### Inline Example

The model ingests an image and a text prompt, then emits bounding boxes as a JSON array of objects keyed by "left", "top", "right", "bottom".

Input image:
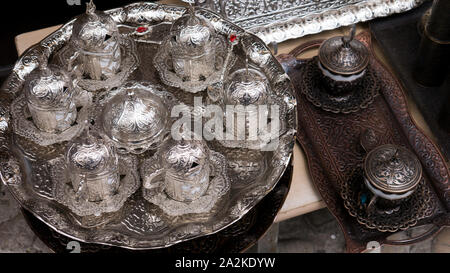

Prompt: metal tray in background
[
  {"left": 195, "top": 0, "right": 427, "bottom": 44},
  {"left": 278, "top": 32, "right": 450, "bottom": 252}
]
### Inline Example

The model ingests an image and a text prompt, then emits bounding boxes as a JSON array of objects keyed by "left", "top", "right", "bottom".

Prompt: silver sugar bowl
[
  {"left": 101, "top": 87, "right": 170, "bottom": 154},
  {"left": 362, "top": 143, "right": 423, "bottom": 214},
  {"left": 318, "top": 26, "right": 369, "bottom": 96},
  {"left": 69, "top": 1, "right": 121, "bottom": 81},
  {"left": 24, "top": 62, "right": 77, "bottom": 133},
  {"left": 169, "top": 6, "right": 216, "bottom": 82},
  {"left": 143, "top": 138, "right": 211, "bottom": 203},
  {"left": 66, "top": 128, "right": 120, "bottom": 203}
]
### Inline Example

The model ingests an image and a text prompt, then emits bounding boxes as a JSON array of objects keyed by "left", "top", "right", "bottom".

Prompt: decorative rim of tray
[
  {"left": 196, "top": 0, "right": 426, "bottom": 44},
  {"left": 0, "top": 3, "right": 297, "bottom": 250}
]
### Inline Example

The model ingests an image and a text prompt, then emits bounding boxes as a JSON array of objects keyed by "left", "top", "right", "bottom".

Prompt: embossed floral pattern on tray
[{"left": 0, "top": 3, "right": 296, "bottom": 249}]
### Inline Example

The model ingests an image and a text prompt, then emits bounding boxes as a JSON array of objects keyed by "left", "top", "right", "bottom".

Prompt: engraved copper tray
[
  {"left": 278, "top": 31, "right": 450, "bottom": 253},
  {"left": 0, "top": 3, "right": 296, "bottom": 250}
]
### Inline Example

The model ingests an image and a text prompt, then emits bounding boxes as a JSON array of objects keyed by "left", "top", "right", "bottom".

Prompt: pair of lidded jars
[
  {"left": 24, "top": 61, "right": 77, "bottom": 134},
  {"left": 69, "top": 0, "right": 121, "bottom": 81},
  {"left": 169, "top": 6, "right": 217, "bottom": 82},
  {"left": 317, "top": 25, "right": 370, "bottom": 96}
]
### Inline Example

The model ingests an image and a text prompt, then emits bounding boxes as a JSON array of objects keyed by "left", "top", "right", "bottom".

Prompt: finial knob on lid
[{"left": 318, "top": 25, "right": 369, "bottom": 76}]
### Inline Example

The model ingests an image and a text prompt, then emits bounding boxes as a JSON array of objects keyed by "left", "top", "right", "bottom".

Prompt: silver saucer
[
  {"left": 10, "top": 90, "right": 92, "bottom": 146},
  {"left": 56, "top": 36, "right": 139, "bottom": 92},
  {"left": 154, "top": 35, "right": 236, "bottom": 93},
  {"left": 52, "top": 154, "right": 140, "bottom": 218},
  {"left": 142, "top": 150, "right": 230, "bottom": 217}
]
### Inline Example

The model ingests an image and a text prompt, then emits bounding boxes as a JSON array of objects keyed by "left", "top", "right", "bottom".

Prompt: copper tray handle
[{"left": 289, "top": 39, "right": 324, "bottom": 59}]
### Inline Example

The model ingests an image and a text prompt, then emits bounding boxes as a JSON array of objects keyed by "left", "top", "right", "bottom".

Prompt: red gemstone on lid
[
  {"left": 137, "top": 26, "right": 148, "bottom": 33},
  {"left": 229, "top": 34, "right": 237, "bottom": 43}
]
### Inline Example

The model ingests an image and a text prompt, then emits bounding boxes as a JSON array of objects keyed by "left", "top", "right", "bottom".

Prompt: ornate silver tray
[
  {"left": 196, "top": 0, "right": 426, "bottom": 44},
  {"left": 0, "top": 3, "right": 296, "bottom": 249}
]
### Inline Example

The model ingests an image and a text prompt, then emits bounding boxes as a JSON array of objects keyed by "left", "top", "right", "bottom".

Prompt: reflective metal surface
[
  {"left": 0, "top": 3, "right": 296, "bottom": 249},
  {"left": 24, "top": 63, "right": 76, "bottom": 133},
  {"left": 142, "top": 146, "right": 230, "bottom": 217},
  {"left": 53, "top": 153, "right": 140, "bottom": 225},
  {"left": 56, "top": 2, "right": 139, "bottom": 93},
  {"left": 170, "top": 6, "right": 217, "bottom": 82},
  {"left": 99, "top": 82, "right": 172, "bottom": 154},
  {"left": 196, "top": 0, "right": 426, "bottom": 44},
  {"left": 11, "top": 90, "right": 92, "bottom": 147},
  {"left": 154, "top": 16, "right": 234, "bottom": 93},
  {"left": 65, "top": 128, "right": 120, "bottom": 203},
  {"left": 143, "top": 138, "right": 212, "bottom": 202},
  {"left": 218, "top": 67, "right": 283, "bottom": 150},
  {"left": 224, "top": 68, "right": 269, "bottom": 106}
]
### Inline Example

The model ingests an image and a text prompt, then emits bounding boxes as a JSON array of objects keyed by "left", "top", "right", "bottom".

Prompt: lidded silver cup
[
  {"left": 66, "top": 127, "right": 119, "bottom": 203},
  {"left": 220, "top": 67, "right": 278, "bottom": 149},
  {"left": 69, "top": 0, "right": 121, "bottom": 81},
  {"left": 24, "top": 62, "right": 77, "bottom": 133},
  {"left": 144, "top": 137, "right": 211, "bottom": 203},
  {"left": 169, "top": 6, "right": 217, "bottom": 81},
  {"left": 224, "top": 68, "right": 269, "bottom": 107}
]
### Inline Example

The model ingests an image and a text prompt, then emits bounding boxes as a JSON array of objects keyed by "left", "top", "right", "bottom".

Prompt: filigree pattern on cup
[
  {"left": 154, "top": 36, "right": 236, "bottom": 93},
  {"left": 141, "top": 150, "right": 230, "bottom": 217},
  {"left": 52, "top": 154, "right": 140, "bottom": 217},
  {"left": 56, "top": 37, "right": 139, "bottom": 92},
  {"left": 10, "top": 91, "right": 92, "bottom": 146}
]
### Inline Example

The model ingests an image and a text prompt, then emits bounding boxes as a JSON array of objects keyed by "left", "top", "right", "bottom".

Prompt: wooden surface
[{"left": 13, "top": 3, "right": 437, "bottom": 223}]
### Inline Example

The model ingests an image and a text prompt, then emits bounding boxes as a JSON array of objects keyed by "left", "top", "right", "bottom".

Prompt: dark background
[{"left": 0, "top": 0, "right": 157, "bottom": 83}]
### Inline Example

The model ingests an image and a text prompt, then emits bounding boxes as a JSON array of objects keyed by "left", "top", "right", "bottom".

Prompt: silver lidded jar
[
  {"left": 169, "top": 6, "right": 216, "bottom": 81},
  {"left": 144, "top": 137, "right": 211, "bottom": 203},
  {"left": 66, "top": 127, "right": 120, "bottom": 203},
  {"left": 24, "top": 62, "right": 77, "bottom": 133},
  {"left": 69, "top": 0, "right": 121, "bottom": 81},
  {"left": 318, "top": 25, "right": 369, "bottom": 95},
  {"left": 101, "top": 87, "right": 169, "bottom": 154},
  {"left": 363, "top": 144, "right": 423, "bottom": 214}
]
